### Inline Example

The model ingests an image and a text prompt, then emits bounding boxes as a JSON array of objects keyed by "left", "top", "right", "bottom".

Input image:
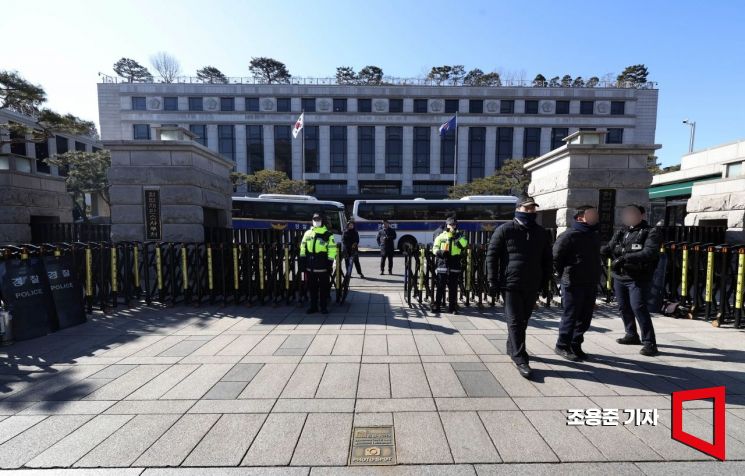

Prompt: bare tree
[{"left": 150, "top": 52, "right": 181, "bottom": 83}]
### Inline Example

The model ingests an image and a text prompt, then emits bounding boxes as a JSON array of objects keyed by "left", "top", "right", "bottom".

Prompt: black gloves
[{"left": 611, "top": 256, "right": 625, "bottom": 273}]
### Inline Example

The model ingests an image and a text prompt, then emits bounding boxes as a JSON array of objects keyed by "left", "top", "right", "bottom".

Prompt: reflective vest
[
  {"left": 433, "top": 230, "right": 468, "bottom": 272},
  {"left": 300, "top": 226, "right": 338, "bottom": 272}
]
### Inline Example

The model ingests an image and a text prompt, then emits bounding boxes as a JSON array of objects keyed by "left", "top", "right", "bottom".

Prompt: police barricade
[
  {"left": 402, "top": 243, "right": 554, "bottom": 311},
  {"left": 0, "top": 236, "right": 352, "bottom": 341}
]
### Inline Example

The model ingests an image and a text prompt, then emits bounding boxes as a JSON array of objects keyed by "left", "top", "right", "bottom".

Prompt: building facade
[
  {"left": 650, "top": 139, "right": 745, "bottom": 242},
  {"left": 97, "top": 77, "right": 658, "bottom": 203}
]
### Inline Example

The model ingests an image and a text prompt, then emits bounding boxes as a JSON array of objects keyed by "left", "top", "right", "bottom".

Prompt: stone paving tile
[
  {"left": 291, "top": 413, "right": 353, "bottom": 466},
  {"left": 248, "top": 335, "right": 288, "bottom": 356},
  {"left": 158, "top": 340, "right": 207, "bottom": 357},
  {"left": 423, "top": 363, "right": 467, "bottom": 397},
  {"left": 104, "top": 400, "right": 195, "bottom": 415},
  {"left": 523, "top": 410, "right": 606, "bottom": 462},
  {"left": 87, "top": 364, "right": 137, "bottom": 379},
  {"left": 182, "top": 413, "right": 267, "bottom": 466},
  {"left": 437, "top": 335, "right": 474, "bottom": 355},
  {"left": 315, "top": 363, "right": 359, "bottom": 398},
  {"left": 145, "top": 468, "right": 309, "bottom": 475},
  {"left": 239, "top": 363, "right": 297, "bottom": 399},
  {"left": 394, "top": 411, "right": 452, "bottom": 464},
  {"left": 513, "top": 396, "right": 595, "bottom": 411},
  {"left": 479, "top": 410, "right": 558, "bottom": 462},
  {"left": 203, "top": 381, "right": 248, "bottom": 399},
  {"left": 311, "top": 466, "right": 476, "bottom": 476},
  {"left": 124, "top": 364, "right": 199, "bottom": 400},
  {"left": 436, "top": 398, "right": 517, "bottom": 411},
  {"left": 331, "top": 335, "right": 364, "bottom": 355},
  {"left": 162, "top": 364, "right": 233, "bottom": 399},
  {"left": 362, "top": 335, "right": 387, "bottom": 355},
  {"left": 306, "top": 335, "right": 337, "bottom": 355},
  {"left": 26, "top": 414, "right": 134, "bottom": 468},
  {"left": 577, "top": 423, "right": 663, "bottom": 461},
  {"left": 387, "top": 335, "right": 418, "bottom": 355},
  {"left": 134, "top": 413, "right": 220, "bottom": 467},
  {"left": 453, "top": 369, "right": 507, "bottom": 398},
  {"left": 356, "top": 364, "right": 390, "bottom": 399},
  {"left": 84, "top": 365, "right": 169, "bottom": 400},
  {"left": 0, "top": 415, "right": 48, "bottom": 445},
  {"left": 281, "top": 363, "right": 326, "bottom": 398},
  {"left": 0, "top": 414, "right": 92, "bottom": 468},
  {"left": 390, "top": 363, "right": 431, "bottom": 398},
  {"left": 216, "top": 335, "right": 264, "bottom": 356},
  {"left": 353, "top": 412, "right": 393, "bottom": 427},
  {"left": 272, "top": 398, "right": 355, "bottom": 413},
  {"left": 440, "top": 411, "right": 501, "bottom": 463},
  {"left": 414, "top": 334, "right": 446, "bottom": 355},
  {"left": 74, "top": 413, "right": 179, "bottom": 467},
  {"left": 221, "top": 363, "right": 264, "bottom": 382},
  {"left": 634, "top": 461, "right": 745, "bottom": 475},
  {"left": 474, "top": 462, "right": 644, "bottom": 475},
  {"left": 19, "top": 400, "right": 115, "bottom": 415},
  {"left": 241, "top": 413, "right": 307, "bottom": 466},
  {"left": 188, "top": 399, "right": 274, "bottom": 414}
]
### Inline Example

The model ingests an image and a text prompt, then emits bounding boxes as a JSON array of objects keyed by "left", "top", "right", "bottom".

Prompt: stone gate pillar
[
  {"left": 105, "top": 127, "right": 233, "bottom": 243},
  {"left": 525, "top": 131, "right": 661, "bottom": 239}
]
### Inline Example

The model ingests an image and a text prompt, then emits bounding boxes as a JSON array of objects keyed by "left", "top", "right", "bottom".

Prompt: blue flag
[{"left": 439, "top": 115, "right": 457, "bottom": 136}]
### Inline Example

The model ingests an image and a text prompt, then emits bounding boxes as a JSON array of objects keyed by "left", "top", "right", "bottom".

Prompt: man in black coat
[
  {"left": 601, "top": 204, "right": 661, "bottom": 356},
  {"left": 342, "top": 221, "right": 364, "bottom": 278},
  {"left": 377, "top": 219, "right": 397, "bottom": 275},
  {"left": 486, "top": 197, "right": 552, "bottom": 379},
  {"left": 553, "top": 205, "right": 602, "bottom": 361}
]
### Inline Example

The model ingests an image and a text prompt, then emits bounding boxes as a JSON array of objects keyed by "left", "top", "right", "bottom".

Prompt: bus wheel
[{"left": 398, "top": 237, "right": 417, "bottom": 254}]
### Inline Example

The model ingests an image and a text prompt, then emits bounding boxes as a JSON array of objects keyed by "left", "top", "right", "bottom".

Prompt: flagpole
[
  {"left": 453, "top": 111, "right": 458, "bottom": 187},
  {"left": 301, "top": 109, "right": 305, "bottom": 183}
]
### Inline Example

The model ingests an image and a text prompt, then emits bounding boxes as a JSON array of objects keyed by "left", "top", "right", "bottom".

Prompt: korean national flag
[{"left": 439, "top": 115, "right": 457, "bottom": 136}]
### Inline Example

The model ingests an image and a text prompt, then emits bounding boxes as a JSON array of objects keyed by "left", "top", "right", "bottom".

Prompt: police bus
[
  {"left": 352, "top": 196, "right": 517, "bottom": 251},
  {"left": 232, "top": 194, "right": 347, "bottom": 241}
]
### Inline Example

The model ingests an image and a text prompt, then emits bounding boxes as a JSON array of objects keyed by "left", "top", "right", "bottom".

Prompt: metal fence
[{"left": 30, "top": 223, "right": 111, "bottom": 244}]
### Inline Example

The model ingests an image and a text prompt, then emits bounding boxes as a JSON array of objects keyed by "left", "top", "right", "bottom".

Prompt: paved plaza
[{"left": 1, "top": 256, "right": 744, "bottom": 475}]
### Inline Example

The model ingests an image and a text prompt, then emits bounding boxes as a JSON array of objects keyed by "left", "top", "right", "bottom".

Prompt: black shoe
[
  {"left": 389, "top": 270, "right": 393, "bottom": 275},
  {"left": 448, "top": 306, "right": 459, "bottom": 315},
  {"left": 380, "top": 271, "right": 384, "bottom": 275},
  {"left": 616, "top": 334, "right": 642, "bottom": 345},
  {"left": 359, "top": 274, "right": 365, "bottom": 279},
  {"left": 431, "top": 305, "right": 441, "bottom": 313},
  {"left": 572, "top": 346, "right": 589, "bottom": 360},
  {"left": 516, "top": 363, "right": 532, "bottom": 379},
  {"left": 554, "top": 346, "right": 580, "bottom": 362},
  {"left": 320, "top": 309, "right": 329, "bottom": 315},
  {"left": 640, "top": 344, "right": 659, "bottom": 356},
  {"left": 306, "top": 308, "right": 318, "bottom": 314}
]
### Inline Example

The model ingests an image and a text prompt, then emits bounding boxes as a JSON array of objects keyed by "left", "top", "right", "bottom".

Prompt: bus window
[
  {"left": 372, "top": 204, "right": 395, "bottom": 220},
  {"left": 324, "top": 209, "right": 342, "bottom": 233}
]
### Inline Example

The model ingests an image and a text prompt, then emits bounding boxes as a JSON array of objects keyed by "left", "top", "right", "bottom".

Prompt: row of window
[
  {"left": 8, "top": 133, "right": 96, "bottom": 175},
  {"left": 131, "top": 96, "right": 626, "bottom": 116},
  {"left": 134, "top": 124, "right": 623, "bottom": 176}
]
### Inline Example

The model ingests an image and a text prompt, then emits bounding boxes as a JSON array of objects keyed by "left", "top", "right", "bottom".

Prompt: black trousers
[
  {"left": 380, "top": 254, "right": 393, "bottom": 272},
  {"left": 308, "top": 271, "right": 330, "bottom": 311},
  {"left": 503, "top": 289, "right": 539, "bottom": 365},
  {"left": 345, "top": 255, "right": 362, "bottom": 275},
  {"left": 435, "top": 271, "right": 460, "bottom": 310},
  {"left": 614, "top": 279, "right": 656, "bottom": 346},
  {"left": 557, "top": 285, "right": 596, "bottom": 350}
]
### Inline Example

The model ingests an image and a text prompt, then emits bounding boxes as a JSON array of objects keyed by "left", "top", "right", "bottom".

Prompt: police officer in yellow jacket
[
  {"left": 300, "top": 213, "right": 338, "bottom": 314},
  {"left": 432, "top": 217, "right": 468, "bottom": 314}
]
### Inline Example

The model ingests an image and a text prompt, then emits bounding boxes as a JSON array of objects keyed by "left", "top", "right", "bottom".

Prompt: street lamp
[{"left": 682, "top": 119, "right": 696, "bottom": 153}]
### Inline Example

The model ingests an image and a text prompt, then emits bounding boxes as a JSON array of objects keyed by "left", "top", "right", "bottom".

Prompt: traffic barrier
[{"left": 0, "top": 238, "right": 352, "bottom": 341}]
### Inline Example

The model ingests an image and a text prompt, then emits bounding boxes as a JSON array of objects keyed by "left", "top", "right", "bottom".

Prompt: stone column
[
  {"left": 347, "top": 126, "right": 358, "bottom": 194},
  {"left": 513, "top": 127, "right": 525, "bottom": 160},
  {"left": 319, "top": 126, "right": 330, "bottom": 174},
  {"left": 430, "top": 126, "right": 441, "bottom": 175},
  {"left": 485, "top": 126, "right": 497, "bottom": 175},
  {"left": 375, "top": 125, "right": 386, "bottom": 174},
  {"left": 207, "top": 125, "right": 219, "bottom": 155},
  {"left": 263, "top": 125, "right": 275, "bottom": 170},
  {"left": 539, "top": 127, "right": 551, "bottom": 156},
  {"left": 235, "top": 125, "right": 247, "bottom": 173},
  {"left": 402, "top": 126, "right": 414, "bottom": 195},
  {"left": 456, "top": 126, "right": 468, "bottom": 184}
]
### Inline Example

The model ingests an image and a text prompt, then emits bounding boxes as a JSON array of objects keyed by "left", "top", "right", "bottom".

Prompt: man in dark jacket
[
  {"left": 553, "top": 205, "right": 602, "bottom": 361},
  {"left": 601, "top": 204, "right": 661, "bottom": 356},
  {"left": 377, "top": 219, "right": 396, "bottom": 275},
  {"left": 486, "top": 197, "right": 552, "bottom": 379},
  {"left": 342, "top": 221, "right": 364, "bottom": 279}
]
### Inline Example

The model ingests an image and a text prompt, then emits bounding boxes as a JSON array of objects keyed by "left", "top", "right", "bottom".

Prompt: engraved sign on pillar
[
  {"left": 598, "top": 188, "right": 616, "bottom": 241},
  {"left": 144, "top": 188, "right": 162, "bottom": 240}
]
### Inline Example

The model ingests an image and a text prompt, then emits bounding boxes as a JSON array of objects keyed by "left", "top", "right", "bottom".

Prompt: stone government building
[{"left": 97, "top": 76, "right": 659, "bottom": 203}]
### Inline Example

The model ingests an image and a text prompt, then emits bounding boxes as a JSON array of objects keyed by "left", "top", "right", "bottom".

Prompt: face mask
[
  {"left": 515, "top": 211, "right": 537, "bottom": 224},
  {"left": 312, "top": 220, "right": 322, "bottom": 227}
]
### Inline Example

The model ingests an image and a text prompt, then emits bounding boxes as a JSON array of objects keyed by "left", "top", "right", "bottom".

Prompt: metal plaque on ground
[{"left": 349, "top": 426, "right": 396, "bottom": 466}]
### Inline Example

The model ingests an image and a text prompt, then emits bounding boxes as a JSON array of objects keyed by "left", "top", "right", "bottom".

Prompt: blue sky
[{"left": 4, "top": 0, "right": 744, "bottom": 166}]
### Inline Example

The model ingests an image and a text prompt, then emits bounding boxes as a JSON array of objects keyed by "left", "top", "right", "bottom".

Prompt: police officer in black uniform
[
  {"left": 486, "top": 197, "right": 552, "bottom": 378},
  {"left": 601, "top": 204, "right": 661, "bottom": 356},
  {"left": 377, "top": 219, "right": 396, "bottom": 275}
]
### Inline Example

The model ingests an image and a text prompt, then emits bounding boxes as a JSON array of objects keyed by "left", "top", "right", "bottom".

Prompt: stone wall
[
  {"left": 685, "top": 177, "right": 745, "bottom": 243},
  {"left": 0, "top": 167, "right": 72, "bottom": 244},
  {"left": 105, "top": 140, "right": 233, "bottom": 243}
]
